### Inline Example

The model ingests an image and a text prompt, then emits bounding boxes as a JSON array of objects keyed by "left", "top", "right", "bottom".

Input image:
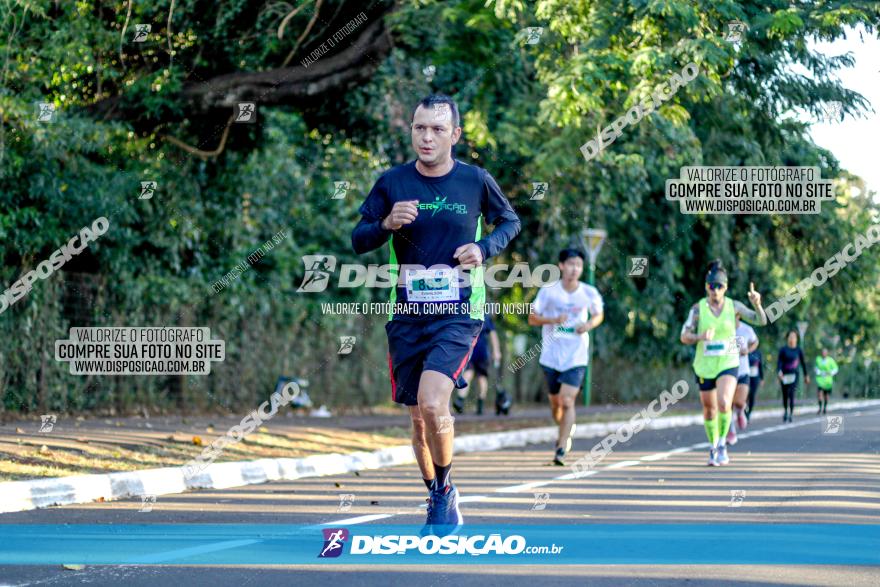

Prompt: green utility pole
[{"left": 582, "top": 229, "right": 607, "bottom": 407}]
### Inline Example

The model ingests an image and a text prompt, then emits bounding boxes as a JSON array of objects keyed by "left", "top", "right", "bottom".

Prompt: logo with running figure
[
  {"left": 628, "top": 256, "right": 648, "bottom": 277},
  {"left": 823, "top": 415, "right": 843, "bottom": 435},
  {"left": 531, "top": 492, "right": 550, "bottom": 511},
  {"left": 39, "top": 414, "right": 57, "bottom": 433},
  {"left": 530, "top": 182, "right": 548, "bottom": 200},
  {"left": 36, "top": 102, "right": 56, "bottom": 122},
  {"left": 417, "top": 196, "right": 467, "bottom": 217},
  {"left": 338, "top": 336, "right": 356, "bottom": 355},
  {"left": 297, "top": 255, "right": 337, "bottom": 292},
  {"left": 132, "top": 24, "right": 151, "bottom": 43},
  {"left": 819, "top": 101, "right": 843, "bottom": 123},
  {"left": 729, "top": 489, "right": 746, "bottom": 507},
  {"left": 521, "top": 27, "right": 544, "bottom": 45},
  {"left": 332, "top": 181, "right": 350, "bottom": 200},
  {"left": 437, "top": 416, "right": 455, "bottom": 434},
  {"left": 724, "top": 20, "right": 747, "bottom": 48},
  {"left": 139, "top": 495, "right": 157, "bottom": 513},
  {"left": 337, "top": 494, "right": 355, "bottom": 512},
  {"left": 722, "top": 336, "right": 742, "bottom": 357},
  {"left": 319, "top": 528, "right": 349, "bottom": 558},
  {"left": 140, "top": 181, "right": 157, "bottom": 200},
  {"left": 235, "top": 102, "right": 257, "bottom": 123}
]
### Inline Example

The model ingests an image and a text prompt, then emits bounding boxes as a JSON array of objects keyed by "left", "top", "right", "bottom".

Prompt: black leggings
[
  {"left": 746, "top": 378, "right": 761, "bottom": 417},
  {"left": 782, "top": 383, "right": 797, "bottom": 413}
]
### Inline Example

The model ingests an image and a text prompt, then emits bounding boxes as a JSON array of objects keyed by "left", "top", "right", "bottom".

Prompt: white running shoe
[
  {"left": 716, "top": 444, "right": 730, "bottom": 465},
  {"left": 708, "top": 448, "right": 720, "bottom": 466}
]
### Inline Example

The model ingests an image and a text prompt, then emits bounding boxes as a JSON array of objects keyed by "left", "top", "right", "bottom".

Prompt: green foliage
[{"left": 1, "top": 0, "right": 879, "bottom": 414}]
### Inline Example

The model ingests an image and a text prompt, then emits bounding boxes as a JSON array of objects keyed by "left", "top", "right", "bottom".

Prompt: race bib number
[
  {"left": 782, "top": 373, "right": 796, "bottom": 385},
  {"left": 405, "top": 268, "right": 459, "bottom": 302},
  {"left": 749, "top": 365, "right": 759, "bottom": 377},
  {"left": 703, "top": 340, "right": 730, "bottom": 356}
]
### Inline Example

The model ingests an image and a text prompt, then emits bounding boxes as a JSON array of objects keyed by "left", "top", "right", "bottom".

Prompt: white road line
[
  {"left": 640, "top": 453, "right": 673, "bottom": 461},
  {"left": 495, "top": 481, "right": 555, "bottom": 493},
  {"left": 605, "top": 460, "right": 642, "bottom": 469},
  {"left": 324, "top": 513, "right": 395, "bottom": 525},
  {"left": 555, "top": 470, "right": 597, "bottom": 481}
]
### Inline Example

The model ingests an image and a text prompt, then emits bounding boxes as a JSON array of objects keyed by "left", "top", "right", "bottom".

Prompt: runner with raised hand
[
  {"left": 352, "top": 94, "right": 521, "bottom": 535},
  {"left": 680, "top": 261, "right": 767, "bottom": 466}
]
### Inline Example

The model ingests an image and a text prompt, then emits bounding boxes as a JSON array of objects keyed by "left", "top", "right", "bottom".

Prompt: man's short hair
[
  {"left": 413, "top": 94, "right": 460, "bottom": 128},
  {"left": 558, "top": 248, "right": 586, "bottom": 263}
]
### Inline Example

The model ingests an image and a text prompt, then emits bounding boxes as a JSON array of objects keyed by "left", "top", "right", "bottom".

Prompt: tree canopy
[{"left": 1, "top": 0, "right": 878, "bottom": 414}]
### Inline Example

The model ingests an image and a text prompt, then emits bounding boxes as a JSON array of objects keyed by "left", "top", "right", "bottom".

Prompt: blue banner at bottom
[{"left": 0, "top": 524, "right": 878, "bottom": 565}]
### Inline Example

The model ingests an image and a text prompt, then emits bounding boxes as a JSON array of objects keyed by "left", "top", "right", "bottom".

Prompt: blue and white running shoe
[
  {"left": 708, "top": 448, "right": 720, "bottom": 466},
  {"left": 716, "top": 444, "right": 730, "bottom": 465},
  {"left": 421, "top": 484, "right": 463, "bottom": 536}
]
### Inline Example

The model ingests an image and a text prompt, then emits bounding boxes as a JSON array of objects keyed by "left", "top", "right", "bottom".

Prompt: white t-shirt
[
  {"left": 533, "top": 280, "right": 604, "bottom": 371},
  {"left": 735, "top": 323, "right": 758, "bottom": 376}
]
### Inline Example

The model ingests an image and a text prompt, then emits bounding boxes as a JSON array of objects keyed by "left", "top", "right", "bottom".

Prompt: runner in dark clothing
[
  {"left": 745, "top": 348, "right": 763, "bottom": 421},
  {"left": 777, "top": 330, "right": 810, "bottom": 422},
  {"left": 352, "top": 94, "right": 520, "bottom": 536}
]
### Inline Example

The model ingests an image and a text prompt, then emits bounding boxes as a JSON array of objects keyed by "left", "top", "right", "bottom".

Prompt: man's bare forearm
[
  {"left": 587, "top": 312, "right": 604, "bottom": 330},
  {"left": 529, "top": 313, "right": 558, "bottom": 327}
]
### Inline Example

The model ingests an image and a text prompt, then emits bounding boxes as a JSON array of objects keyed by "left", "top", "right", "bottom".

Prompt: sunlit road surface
[{"left": 1, "top": 407, "right": 878, "bottom": 586}]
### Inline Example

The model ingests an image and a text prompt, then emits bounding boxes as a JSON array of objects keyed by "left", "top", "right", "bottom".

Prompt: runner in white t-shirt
[
  {"left": 727, "top": 316, "right": 759, "bottom": 445},
  {"left": 528, "top": 248, "right": 604, "bottom": 465}
]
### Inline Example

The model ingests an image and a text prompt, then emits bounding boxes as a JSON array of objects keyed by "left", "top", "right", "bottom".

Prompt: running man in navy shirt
[{"left": 352, "top": 94, "right": 520, "bottom": 534}]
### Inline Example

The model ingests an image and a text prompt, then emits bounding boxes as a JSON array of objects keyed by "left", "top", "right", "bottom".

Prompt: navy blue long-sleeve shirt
[
  {"left": 352, "top": 159, "right": 521, "bottom": 321},
  {"left": 777, "top": 346, "right": 808, "bottom": 379}
]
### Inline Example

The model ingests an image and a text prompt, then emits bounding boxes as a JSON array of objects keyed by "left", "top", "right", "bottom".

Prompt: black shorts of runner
[
  {"left": 542, "top": 366, "right": 586, "bottom": 395},
  {"left": 737, "top": 374, "right": 750, "bottom": 386},
  {"left": 695, "top": 367, "right": 739, "bottom": 391},
  {"left": 466, "top": 354, "right": 490, "bottom": 377},
  {"left": 385, "top": 316, "right": 483, "bottom": 406},
  {"left": 818, "top": 386, "right": 832, "bottom": 395}
]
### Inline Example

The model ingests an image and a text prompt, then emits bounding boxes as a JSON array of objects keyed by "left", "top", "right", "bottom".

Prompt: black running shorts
[
  {"left": 695, "top": 367, "right": 739, "bottom": 391},
  {"left": 385, "top": 316, "right": 483, "bottom": 406}
]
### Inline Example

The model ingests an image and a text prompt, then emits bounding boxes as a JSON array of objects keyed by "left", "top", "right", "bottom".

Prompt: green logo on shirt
[{"left": 418, "top": 196, "right": 467, "bottom": 217}]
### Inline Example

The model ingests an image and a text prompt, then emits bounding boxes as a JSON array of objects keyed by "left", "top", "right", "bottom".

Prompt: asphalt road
[{"left": 1, "top": 406, "right": 878, "bottom": 586}]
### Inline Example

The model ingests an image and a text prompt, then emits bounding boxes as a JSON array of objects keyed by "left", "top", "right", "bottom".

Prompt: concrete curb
[{"left": 2, "top": 399, "right": 877, "bottom": 514}]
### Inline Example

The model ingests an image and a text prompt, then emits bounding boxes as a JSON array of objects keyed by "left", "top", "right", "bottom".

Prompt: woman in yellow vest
[{"left": 680, "top": 261, "right": 768, "bottom": 466}]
